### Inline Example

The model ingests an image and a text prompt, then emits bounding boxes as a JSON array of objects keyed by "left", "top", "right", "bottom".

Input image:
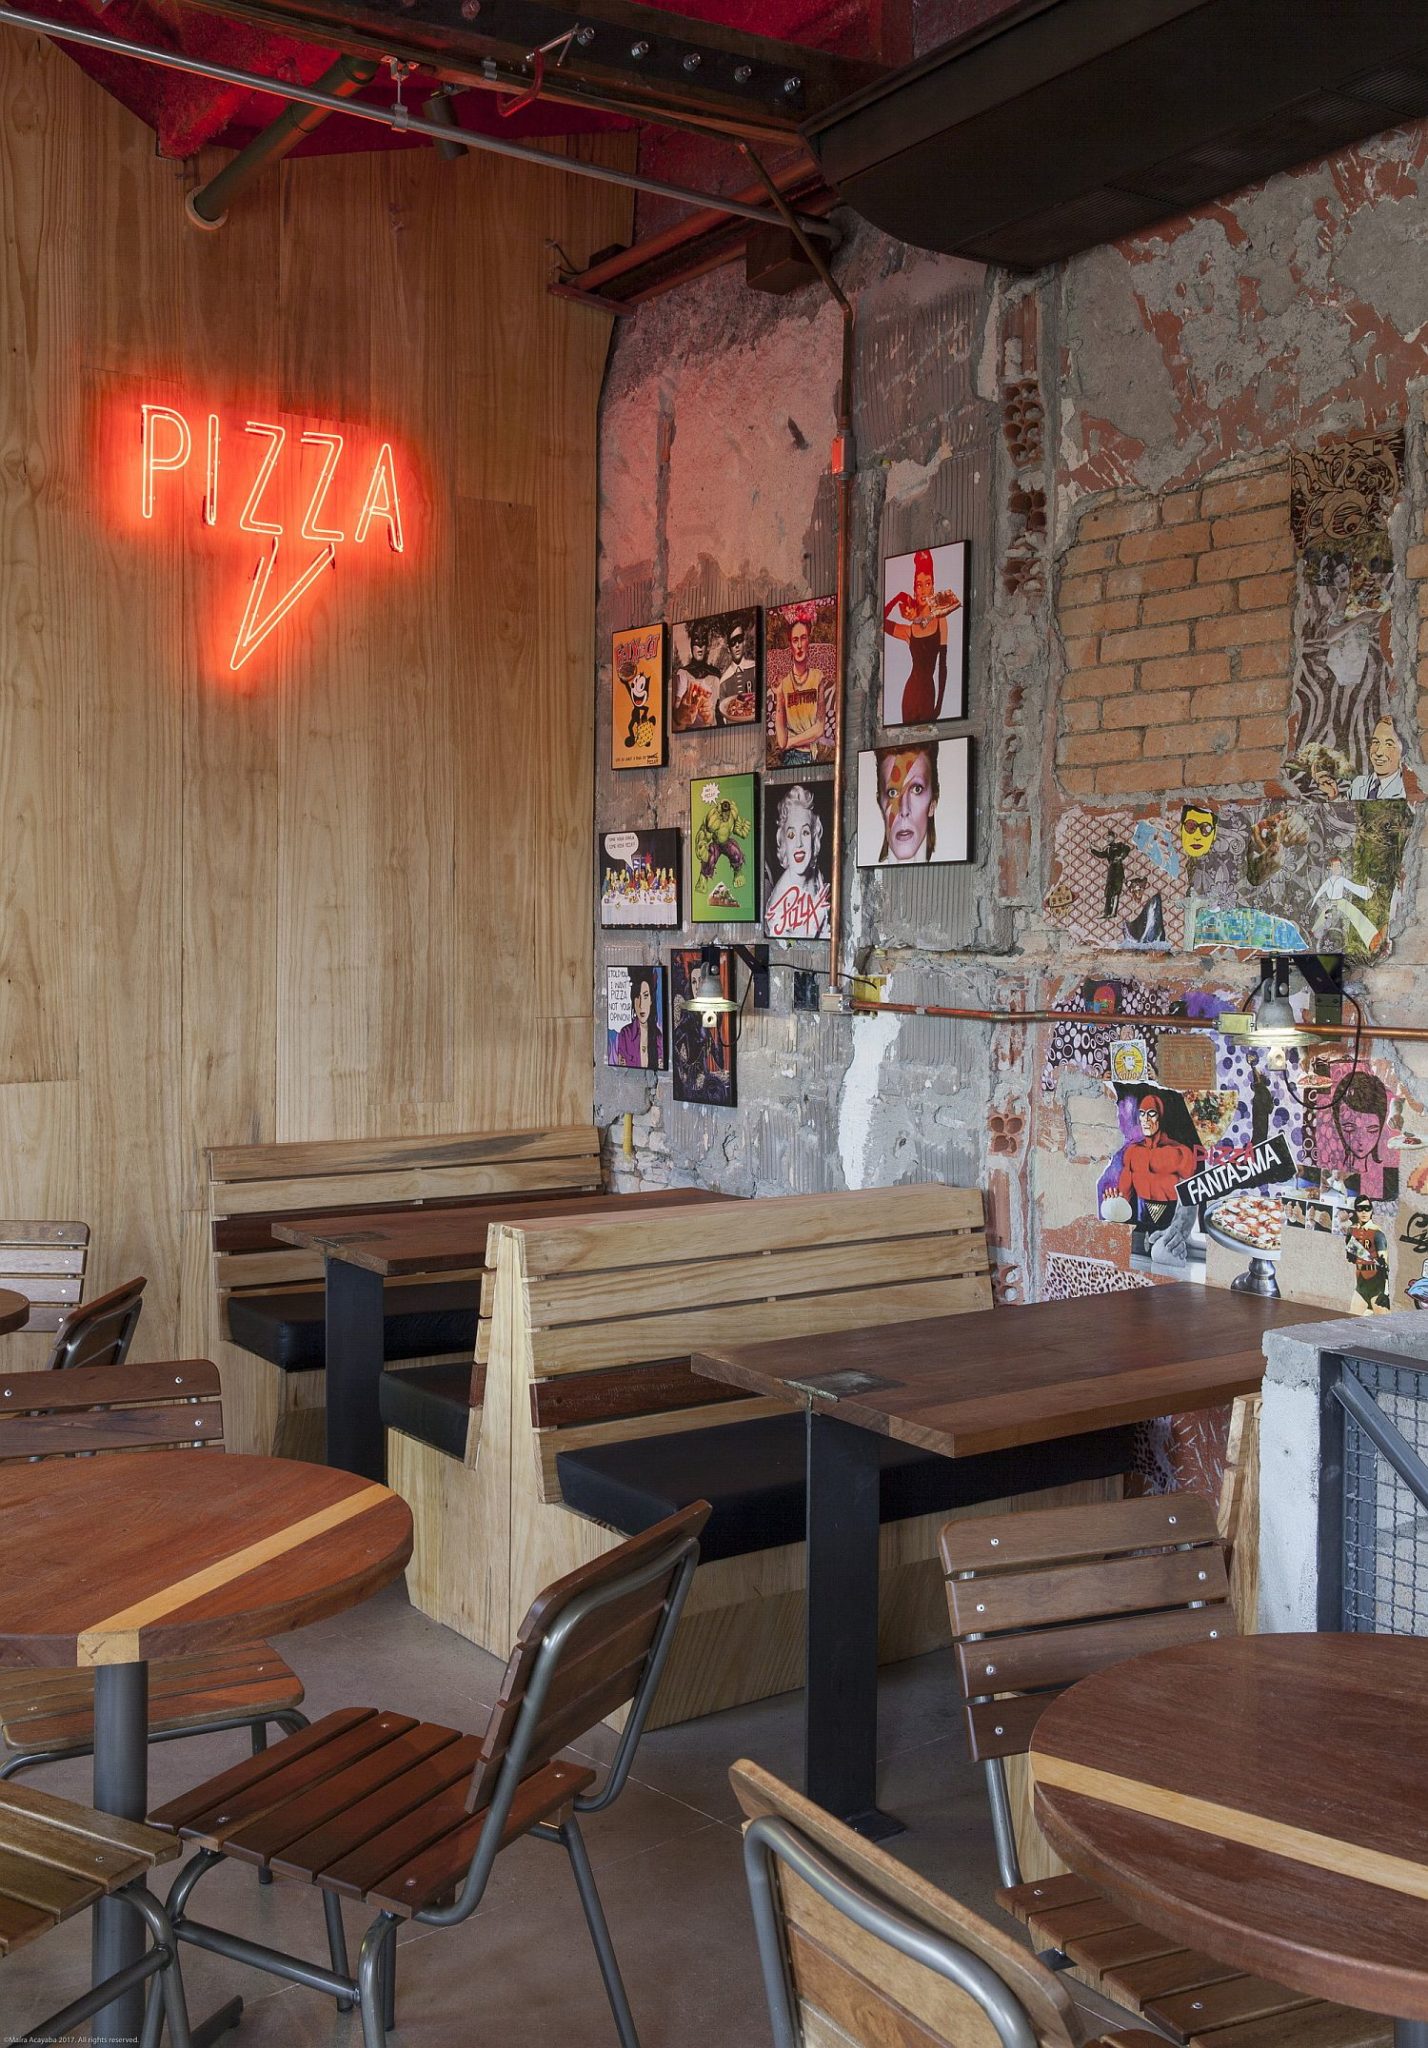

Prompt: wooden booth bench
[
  {"left": 206, "top": 1125, "right": 603, "bottom": 1458},
  {"left": 383, "top": 1185, "right": 1135, "bottom": 1729}
]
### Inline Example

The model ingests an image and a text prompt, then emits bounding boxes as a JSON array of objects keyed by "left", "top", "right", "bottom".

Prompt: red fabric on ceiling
[{"left": 40, "top": 0, "right": 877, "bottom": 158}]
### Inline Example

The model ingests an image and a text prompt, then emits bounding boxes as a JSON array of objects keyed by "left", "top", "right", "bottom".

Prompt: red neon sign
[{"left": 136, "top": 401, "right": 408, "bottom": 676}]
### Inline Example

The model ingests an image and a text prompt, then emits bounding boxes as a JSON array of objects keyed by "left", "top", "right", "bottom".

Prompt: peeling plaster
[{"left": 836, "top": 1010, "right": 901, "bottom": 1189}]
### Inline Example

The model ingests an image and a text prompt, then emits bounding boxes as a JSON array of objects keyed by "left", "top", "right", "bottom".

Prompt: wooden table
[
  {"left": 1030, "top": 1633, "right": 1428, "bottom": 2047},
  {"left": 0, "top": 1287, "right": 30, "bottom": 1333},
  {"left": 0, "top": 1451, "right": 412, "bottom": 2045},
  {"left": 694, "top": 1285, "right": 1323, "bottom": 1835},
  {"left": 278, "top": 1186, "right": 730, "bottom": 1479}
]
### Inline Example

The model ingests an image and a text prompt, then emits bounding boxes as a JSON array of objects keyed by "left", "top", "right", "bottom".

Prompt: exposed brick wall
[{"left": 1055, "top": 461, "right": 1294, "bottom": 799}]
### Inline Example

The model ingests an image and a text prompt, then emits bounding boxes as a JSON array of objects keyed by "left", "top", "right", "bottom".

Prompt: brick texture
[{"left": 1055, "top": 461, "right": 1295, "bottom": 796}]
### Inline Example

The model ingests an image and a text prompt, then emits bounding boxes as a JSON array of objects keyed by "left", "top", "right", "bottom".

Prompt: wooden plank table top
[
  {"left": 693, "top": 1285, "right": 1325, "bottom": 1457},
  {"left": 275, "top": 1185, "right": 731, "bottom": 1275},
  {"left": 0, "top": 1452, "right": 413, "bottom": 1668},
  {"left": 1030, "top": 1633, "right": 1428, "bottom": 2023},
  {"left": 0, "top": 1288, "right": 29, "bottom": 1333}
]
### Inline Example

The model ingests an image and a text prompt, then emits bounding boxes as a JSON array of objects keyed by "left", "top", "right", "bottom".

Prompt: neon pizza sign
[{"left": 135, "top": 402, "right": 408, "bottom": 677}]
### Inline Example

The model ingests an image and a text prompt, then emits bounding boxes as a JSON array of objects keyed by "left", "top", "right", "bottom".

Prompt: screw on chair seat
[
  {"left": 0, "top": 1645, "right": 304, "bottom": 1768},
  {"left": 0, "top": 1781, "right": 180, "bottom": 1955},
  {"left": 148, "top": 1707, "right": 595, "bottom": 1916}
]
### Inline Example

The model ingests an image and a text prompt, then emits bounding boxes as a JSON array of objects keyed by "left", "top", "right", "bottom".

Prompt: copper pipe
[
  {"left": 849, "top": 997, "right": 1428, "bottom": 1042},
  {"left": 738, "top": 142, "right": 854, "bottom": 989}
]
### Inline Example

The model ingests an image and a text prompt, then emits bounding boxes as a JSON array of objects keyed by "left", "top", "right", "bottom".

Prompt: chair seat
[
  {"left": 0, "top": 1644, "right": 303, "bottom": 1761},
  {"left": 148, "top": 1707, "right": 595, "bottom": 1919},
  {"left": 999, "top": 1877, "right": 1392, "bottom": 2047},
  {"left": 0, "top": 1781, "right": 179, "bottom": 1955},
  {"left": 227, "top": 1280, "right": 480, "bottom": 1372},
  {"left": 378, "top": 1362, "right": 476, "bottom": 1459},
  {"left": 557, "top": 1414, "right": 1137, "bottom": 1565}
]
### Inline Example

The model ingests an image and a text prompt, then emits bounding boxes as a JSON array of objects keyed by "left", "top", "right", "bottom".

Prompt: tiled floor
[{"left": 3, "top": 1586, "right": 1003, "bottom": 2047}]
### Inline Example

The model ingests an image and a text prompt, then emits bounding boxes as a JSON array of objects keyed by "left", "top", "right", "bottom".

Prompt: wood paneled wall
[{"left": 0, "top": 36, "right": 628, "bottom": 1365}]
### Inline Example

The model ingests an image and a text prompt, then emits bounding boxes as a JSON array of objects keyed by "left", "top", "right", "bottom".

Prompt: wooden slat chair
[
  {"left": 206, "top": 1124, "right": 604, "bottom": 1457},
  {"left": 731, "top": 1759, "right": 1165, "bottom": 2048},
  {"left": 940, "top": 1496, "right": 1392, "bottom": 2048},
  {"left": 386, "top": 1184, "right": 1135, "bottom": 1730},
  {"left": 0, "top": 1362, "right": 307, "bottom": 1789},
  {"left": 0, "top": 1221, "right": 89, "bottom": 1339},
  {"left": 150, "top": 1504, "right": 710, "bottom": 2048},
  {"left": 0, "top": 1782, "right": 195, "bottom": 2048},
  {"left": 46, "top": 1274, "right": 145, "bottom": 1369}
]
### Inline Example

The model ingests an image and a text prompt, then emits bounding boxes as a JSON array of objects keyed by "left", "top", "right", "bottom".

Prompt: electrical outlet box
[{"left": 793, "top": 971, "right": 821, "bottom": 1012}]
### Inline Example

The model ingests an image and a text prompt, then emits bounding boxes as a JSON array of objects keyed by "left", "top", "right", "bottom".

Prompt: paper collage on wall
[
  {"left": 766, "top": 597, "right": 838, "bottom": 769},
  {"left": 690, "top": 772, "right": 757, "bottom": 923},
  {"left": 611, "top": 623, "right": 667, "bottom": 770},
  {"left": 671, "top": 609, "right": 760, "bottom": 731},
  {"left": 881, "top": 541, "right": 967, "bottom": 727},
  {"left": 599, "top": 828, "right": 680, "bottom": 928},
  {"left": 1036, "top": 975, "right": 1425, "bottom": 1332},
  {"left": 856, "top": 738, "right": 971, "bottom": 866},
  {"left": 605, "top": 964, "right": 667, "bottom": 1070},
  {"left": 762, "top": 779, "right": 832, "bottom": 940},
  {"left": 670, "top": 948, "right": 737, "bottom": 1106}
]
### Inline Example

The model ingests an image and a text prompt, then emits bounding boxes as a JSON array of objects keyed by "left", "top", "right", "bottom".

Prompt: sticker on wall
[
  {"left": 1156, "top": 1033, "right": 1218, "bottom": 1094},
  {"left": 1100, "top": 1085, "right": 1207, "bottom": 1280},
  {"left": 1047, "top": 806, "right": 1185, "bottom": 952},
  {"left": 671, "top": 609, "right": 760, "bottom": 731},
  {"left": 605, "top": 964, "right": 667, "bottom": 1071},
  {"left": 670, "top": 948, "right": 737, "bottom": 1107},
  {"left": 1307, "top": 1059, "right": 1401, "bottom": 1203},
  {"left": 611, "top": 623, "right": 667, "bottom": 770},
  {"left": 881, "top": 540, "right": 967, "bottom": 728},
  {"left": 598, "top": 829, "right": 680, "bottom": 929},
  {"left": 1344, "top": 1194, "right": 1393, "bottom": 1313},
  {"left": 1109, "top": 1040, "right": 1148, "bottom": 1085},
  {"left": 690, "top": 773, "right": 757, "bottom": 924},
  {"left": 1287, "top": 432, "right": 1404, "bottom": 789},
  {"left": 855, "top": 738, "right": 971, "bottom": 867},
  {"left": 765, "top": 597, "right": 838, "bottom": 768},
  {"left": 762, "top": 780, "right": 832, "bottom": 941}
]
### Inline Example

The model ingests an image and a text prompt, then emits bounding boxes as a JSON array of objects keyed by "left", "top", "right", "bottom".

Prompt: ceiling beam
[{"left": 182, "top": 0, "right": 885, "bottom": 135}]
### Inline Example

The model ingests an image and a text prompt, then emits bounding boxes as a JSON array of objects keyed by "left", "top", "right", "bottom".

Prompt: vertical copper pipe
[{"left": 738, "top": 144, "right": 855, "bottom": 987}]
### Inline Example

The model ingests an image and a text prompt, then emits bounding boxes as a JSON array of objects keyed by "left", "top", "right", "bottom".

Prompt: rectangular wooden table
[
  {"left": 278, "top": 1187, "right": 727, "bottom": 1478},
  {"left": 694, "top": 1284, "right": 1325, "bottom": 1836}
]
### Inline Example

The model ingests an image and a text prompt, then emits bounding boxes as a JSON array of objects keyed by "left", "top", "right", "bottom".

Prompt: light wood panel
[{"left": 0, "top": 35, "right": 630, "bottom": 1371}]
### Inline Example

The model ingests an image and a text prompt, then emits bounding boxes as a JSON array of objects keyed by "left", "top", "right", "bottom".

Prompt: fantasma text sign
[{"left": 135, "top": 402, "right": 408, "bottom": 678}]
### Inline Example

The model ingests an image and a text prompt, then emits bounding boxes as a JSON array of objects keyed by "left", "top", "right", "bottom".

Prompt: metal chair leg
[
  {"left": 324, "top": 1887, "right": 356, "bottom": 2013},
  {"left": 382, "top": 1918, "right": 397, "bottom": 2031},
  {"left": 561, "top": 1815, "right": 640, "bottom": 2048},
  {"left": 357, "top": 1914, "right": 398, "bottom": 2048}
]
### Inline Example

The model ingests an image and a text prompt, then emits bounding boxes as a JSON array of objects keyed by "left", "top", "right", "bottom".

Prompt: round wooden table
[
  {"left": 0, "top": 1287, "right": 30, "bottom": 1333},
  {"left": 0, "top": 1451, "right": 412, "bottom": 2045},
  {"left": 1030, "top": 1633, "right": 1428, "bottom": 2047}
]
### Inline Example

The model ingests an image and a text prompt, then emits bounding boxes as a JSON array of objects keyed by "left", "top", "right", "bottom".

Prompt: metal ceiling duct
[{"left": 805, "top": 0, "right": 1428, "bottom": 270}]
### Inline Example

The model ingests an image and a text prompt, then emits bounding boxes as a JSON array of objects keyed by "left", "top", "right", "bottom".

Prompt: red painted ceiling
[{"left": 37, "top": 0, "right": 879, "bottom": 159}]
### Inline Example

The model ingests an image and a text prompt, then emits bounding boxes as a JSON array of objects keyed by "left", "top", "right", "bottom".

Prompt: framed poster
[
  {"left": 605, "top": 963, "right": 667, "bottom": 1070},
  {"left": 882, "top": 540, "right": 967, "bottom": 727},
  {"left": 598, "top": 828, "right": 680, "bottom": 929},
  {"left": 690, "top": 771, "right": 757, "bottom": 924},
  {"left": 856, "top": 737, "right": 971, "bottom": 867},
  {"left": 611, "top": 623, "right": 666, "bottom": 770},
  {"left": 762, "top": 779, "right": 832, "bottom": 940},
  {"left": 671, "top": 609, "right": 760, "bottom": 731},
  {"left": 766, "top": 596, "right": 837, "bottom": 769},
  {"left": 671, "top": 948, "right": 737, "bottom": 1107}
]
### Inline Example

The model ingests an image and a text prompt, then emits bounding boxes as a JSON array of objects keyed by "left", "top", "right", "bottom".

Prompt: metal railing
[{"left": 1320, "top": 1350, "right": 1428, "bottom": 1634}]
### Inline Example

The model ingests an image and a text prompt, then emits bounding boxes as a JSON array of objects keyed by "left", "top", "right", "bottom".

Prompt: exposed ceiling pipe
[
  {"left": 186, "top": 51, "right": 379, "bottom": 228},
  {"left": 0, "top": 4, "right": 830, "bottom": 234}
]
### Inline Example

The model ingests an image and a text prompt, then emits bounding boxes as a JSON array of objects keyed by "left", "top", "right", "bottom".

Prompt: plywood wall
[{"left": 0, "top": 36, "right": 629, "bottom": 1364}]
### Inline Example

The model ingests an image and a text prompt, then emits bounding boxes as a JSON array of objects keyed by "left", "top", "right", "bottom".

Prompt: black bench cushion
[
  {"left": 556, "top": 1414, "right": 1138, "bottom": 1565},
  {"left": 227, "top": 1280, "right": 480, "bottom": 1373},
  {"left": 378, "top": 1362, "right": 476, "bottom": 1460}
]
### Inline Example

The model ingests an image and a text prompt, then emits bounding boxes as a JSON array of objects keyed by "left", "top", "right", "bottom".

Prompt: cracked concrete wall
[{"left": 593, "top": 118, "right": 1428, "bottom": 1305}]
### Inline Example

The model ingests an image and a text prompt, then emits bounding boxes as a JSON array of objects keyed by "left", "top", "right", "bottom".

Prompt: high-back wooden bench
[
  {"left": 206, "top": 1126, "right": 603, "bottom": 1458},
  {"left": 384, "top": 1186, "right": 1134, "bottom": 1728}
]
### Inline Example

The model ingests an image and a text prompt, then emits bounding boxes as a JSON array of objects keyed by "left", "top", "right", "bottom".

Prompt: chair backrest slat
[
  {"left": 46, "top": 1277, "right": 146, "bottom": 1371},
  {"left": 0, "top": 1360, "right": 224, "bottom": 1459},
  {"left": 0, "top": 1222, "right": 89, "bottom": 1335},
  {"left": 731, "top": 1760, "right": 1086, "bottom": 2048},
  {"left": 466, "top": 1502, "right": 709, "bottom": 1814},
  {"left": 942, "top": 1491, "right": 1233, "bottom": 1765}
]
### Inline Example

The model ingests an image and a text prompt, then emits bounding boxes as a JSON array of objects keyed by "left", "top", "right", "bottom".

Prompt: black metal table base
[
  {"left": 93, "top": 1662, "right": 149, "bottom": 2044},
  {"left": 803, "top": 1410, "right": 904, "bottom": 1839},
  {"left": 324, "top": 1255, "right": 387, "bottom": 1479},
  {"left": 191, "top": 1992, "right": 245, "bottom": 2046}
]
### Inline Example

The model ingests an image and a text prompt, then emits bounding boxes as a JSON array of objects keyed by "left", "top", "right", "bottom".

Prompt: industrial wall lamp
[{"left": 688, "top": 943, "right": 770, "bottom": 1028}]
